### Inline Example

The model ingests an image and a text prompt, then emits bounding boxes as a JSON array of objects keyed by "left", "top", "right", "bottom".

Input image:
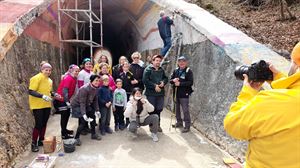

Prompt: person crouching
[
  {"left": 71, "top": 75, "right": 102, "bottom": 146},
  {"left": 124, "top": 87, "right": 159, "bottom": 142}
]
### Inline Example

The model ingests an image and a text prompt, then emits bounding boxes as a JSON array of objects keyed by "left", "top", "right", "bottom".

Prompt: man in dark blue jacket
[
  {"left": 170, "top": 56, "right": 194, "bottom": 133},
  {"left": 157, "top": 10, "right": 174, "bottom": 56}
]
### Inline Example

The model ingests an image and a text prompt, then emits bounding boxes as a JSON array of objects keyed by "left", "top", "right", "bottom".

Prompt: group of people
[
  {"left": 28, "top": 51, "right": 194, "bottom": 152},
  {"left": 26, "top": 8, "right": 300, "bottom": 168}
]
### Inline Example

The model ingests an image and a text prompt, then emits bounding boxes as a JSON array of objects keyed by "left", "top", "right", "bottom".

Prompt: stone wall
[{"left": 0, "top": 34, "right": 68, "bottom": 167}]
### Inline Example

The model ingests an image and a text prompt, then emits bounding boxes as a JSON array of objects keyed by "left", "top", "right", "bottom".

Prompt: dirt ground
[{"left": 187, "top": 0, "right": 300, "bottom": 59}]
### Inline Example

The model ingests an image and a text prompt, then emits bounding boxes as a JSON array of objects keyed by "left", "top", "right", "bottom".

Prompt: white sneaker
[{"left": 151, "top": 133, "right": 159, "bottom": 142}]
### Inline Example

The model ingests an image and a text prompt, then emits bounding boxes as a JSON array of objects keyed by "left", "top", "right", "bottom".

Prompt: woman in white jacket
[{"left": 124, "top": 87, "right": 159, "bottom": 142}]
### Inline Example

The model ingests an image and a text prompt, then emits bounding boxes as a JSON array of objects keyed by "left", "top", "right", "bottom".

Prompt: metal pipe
[
  {"left": 75, "top": 0, "right": 79, "bottom": 65},
  {"left": 89, "top": 0, "right": 93, "bottom": 63},
  {"left": 58, "top": 0, "right": 63, "bottom": 74}
]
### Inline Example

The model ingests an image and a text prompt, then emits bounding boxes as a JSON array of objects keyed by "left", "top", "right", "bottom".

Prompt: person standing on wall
[
  {"left": 143, "top": 55, "right": 168, "bottom": 132},
  {"left": 29, "top": 61, "right": 60, "bottom": 152},
  {"left": 170, "top": 56, "right": 194, "bottom": 133},
  {"left": 157, "top": 10, "right": 174, "bottom": 56},
  {"left": 72, "top": 75, "right": 102, "bottom": 146},
  {"left": 55, "top": 65, "right": 80, "bottom": 139},
  {"left": 224, "top": 42, "right": 300, "bottom": 167},
  {"left": 112, "top": 56, "right": 128, "bottom": 80},
  {"left": 129, "top": 52, "right": 145, "bottom": 91}
]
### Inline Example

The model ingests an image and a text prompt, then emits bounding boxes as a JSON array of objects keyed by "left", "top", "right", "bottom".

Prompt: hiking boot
[
  {"left": 91, "top": 134, "right": 102, "bottom": 141},
  {"left": 105, "top": 127, "right": 113, "bottom": 134},
  {"left": 151, "top": 133, "right": 159, "bottom": 142},
  {"left": 119, "top": 124, "right": 126, "bottom": 131},
  {"left": 66, "top": 129, "right": 74, "bottom": 135},
  {"left": 38, "top": 140, "right": 43, "bottom": 146},
  {"left": 62, "top": 134, "right": 74, "bottom": 140},
  {"left": 158, "top": 126, "right": 163, "bottom": 133},
  {"left": 100, "top": 128, "right": 106, "bottom": 136},
  {"left": 172, "top": 123, "right": 183, "bottom": 128},
  {"left": 80, "top": 130, "right": 88, "bottom": 135},
  {"left": 181, "top": 127, "right": 190, "bottom": 133},
  {"left": 85, "top": 128, "right": 92, "bottom": 133},
  {"left": 31, "top": 143, "right": 39, "bottom": 152},
  {"left": 75, "top": 138, "right": 81, "bottom": 146},
  {"left": 115, "top": 125, "right": 119, "bottom": 132}
]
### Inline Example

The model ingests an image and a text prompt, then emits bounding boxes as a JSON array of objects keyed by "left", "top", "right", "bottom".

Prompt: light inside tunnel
[{"left": 75, "top": 0, "right": 141, "bottom": 65}]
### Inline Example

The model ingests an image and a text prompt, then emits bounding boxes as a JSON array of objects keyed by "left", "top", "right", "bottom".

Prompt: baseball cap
[{"left": 177, "top": 56, "right": 187, "bottom": 61}]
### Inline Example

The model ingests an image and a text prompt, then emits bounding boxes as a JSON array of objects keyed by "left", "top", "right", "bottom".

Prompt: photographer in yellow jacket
[{"left": 224, "top": 42, "right": 300, "bottom": 168}]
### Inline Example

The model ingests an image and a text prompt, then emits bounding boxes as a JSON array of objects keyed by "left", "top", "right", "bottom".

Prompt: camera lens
[{"left": 234, "top": 65, "right": 249, "bottom": 80}]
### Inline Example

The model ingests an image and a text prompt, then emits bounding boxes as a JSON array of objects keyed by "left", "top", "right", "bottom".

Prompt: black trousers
[
  {"left": 113, "top": 106, "right": 125, "bottom": 126},
  {"left": 75, "top": 111, "right": 96, "bottom": 139},
  {"left": 32, "top": 108, "right": 51, "bottom": 143},
  {"left": 61, "top": 109, "right": 71, "bottom": 135},
  {"left": 55, "top": 101, "right": 71, "bottom": 135}
]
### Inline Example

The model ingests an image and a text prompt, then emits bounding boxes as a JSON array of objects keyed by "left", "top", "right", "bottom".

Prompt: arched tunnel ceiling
[
  {"left": 66, "top": 0, "right": 152, "bottom": 38},
  {"left": 61, "top": 0, "right": 154, "bottom": 62}
]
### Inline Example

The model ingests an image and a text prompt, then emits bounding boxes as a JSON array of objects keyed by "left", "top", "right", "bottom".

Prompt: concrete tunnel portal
[{"left": 70, "top": 0, "right": 142, "bottom": 65}]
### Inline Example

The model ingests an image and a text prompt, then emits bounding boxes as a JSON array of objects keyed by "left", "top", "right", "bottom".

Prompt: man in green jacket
[{"left": 143, "top": 55, "right": 168, "bottom": 132}]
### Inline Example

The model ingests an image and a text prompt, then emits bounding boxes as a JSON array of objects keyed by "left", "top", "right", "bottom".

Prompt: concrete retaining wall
[
  {"left": 133, "top": 0, "right": 290, "bottom": 162},
  {"left": 0, "top": 33, "right": 70, "bottom": 167}
]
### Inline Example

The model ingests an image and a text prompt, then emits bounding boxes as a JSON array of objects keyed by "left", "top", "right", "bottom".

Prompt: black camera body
[{"left": 234, "top": 60, "right": 273, "bottom": 82}]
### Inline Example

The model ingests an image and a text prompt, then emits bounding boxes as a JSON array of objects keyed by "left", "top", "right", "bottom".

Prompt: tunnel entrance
[{"left": 77, "top": 0, "right": 141, "bottom": 66}]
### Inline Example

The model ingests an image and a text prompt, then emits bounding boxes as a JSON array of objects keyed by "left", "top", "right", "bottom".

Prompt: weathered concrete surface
[
  {"left": 15, "top": 111, "right": 237, "bottom": 168},
  {"left": 0, "top": 34, "right": 69, "bottom": 167}
]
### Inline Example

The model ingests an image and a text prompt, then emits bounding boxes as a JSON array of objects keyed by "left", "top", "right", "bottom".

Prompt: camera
[{"left": 234, "top": 60, "right": 273, "bottom": 82}]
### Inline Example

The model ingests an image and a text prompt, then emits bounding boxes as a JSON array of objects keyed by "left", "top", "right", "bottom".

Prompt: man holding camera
[
  {"left": 224, "top": 42, "right": 300, "bottom": 168},
  {"left": 157, "top": 10, "right": 174, "bottom": 56},
  {"left": 170, "top": 56, "right": 194, "bottom": 133}
]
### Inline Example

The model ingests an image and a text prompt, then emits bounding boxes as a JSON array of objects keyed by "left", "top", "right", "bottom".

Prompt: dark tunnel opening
[{"left": 79, "top": 2, "right": 140, "bottom": 66}]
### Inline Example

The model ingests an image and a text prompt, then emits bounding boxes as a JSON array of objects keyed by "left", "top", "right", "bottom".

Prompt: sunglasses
[{"left": 133, "top": 57, "right": 139, "bottom": 59}]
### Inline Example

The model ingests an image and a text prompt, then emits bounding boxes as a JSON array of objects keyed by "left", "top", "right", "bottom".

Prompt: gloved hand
[
  {"left": 66, "top": 102, "right": 71, "bottom": 108},
  {"left": 95, "top": 111, "right": 101, "bottom": 118},
  {"left": 83, "top": 114, "right": 94, "bottom": 122},
  {"left": 42, "top": 95, "right": 52, "bottom": 102}
]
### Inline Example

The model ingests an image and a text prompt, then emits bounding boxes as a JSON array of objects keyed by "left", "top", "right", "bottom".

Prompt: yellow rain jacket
[{"left": 224, "top": 71, "right": 300, "bottom": 168}]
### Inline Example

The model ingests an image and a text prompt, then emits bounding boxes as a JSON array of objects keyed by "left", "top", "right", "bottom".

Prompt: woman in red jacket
[{"left": 55, "top": 65, "right": 80, "bottom": 139}]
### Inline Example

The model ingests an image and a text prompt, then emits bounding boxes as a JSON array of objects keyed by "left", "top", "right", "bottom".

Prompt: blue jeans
[{"left": 160, "top": 37, "right": 172, "bottom": 56}]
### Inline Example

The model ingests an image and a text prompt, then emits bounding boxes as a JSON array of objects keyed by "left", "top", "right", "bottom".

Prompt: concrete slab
[{"left": 15, "top": 110, "right": 236, "bottom": 168}]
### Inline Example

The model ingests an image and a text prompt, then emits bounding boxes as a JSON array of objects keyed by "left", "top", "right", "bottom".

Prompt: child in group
[
  {"left": 119, "top": 62, "right": 135, "bottom": 127},
  {"left": 112, "top": 79, "right": 127, "bottom": 131},
  {"left": 98, "top": 75, "right": 113, "bottom": 135},
  {"left": 119, "top": 62, "right": 135, "bottom": 100}
]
